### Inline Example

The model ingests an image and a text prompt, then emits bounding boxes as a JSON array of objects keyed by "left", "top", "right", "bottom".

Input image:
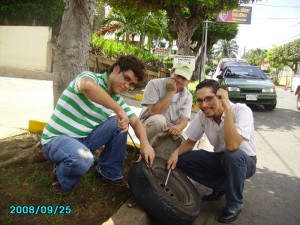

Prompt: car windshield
[{"left": 224, "top": 66, "right": 267, "bottom": 79}]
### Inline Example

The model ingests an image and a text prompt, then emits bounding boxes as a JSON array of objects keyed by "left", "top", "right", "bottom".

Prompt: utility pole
[{"left": 200, "top": 20, "right": 209, "bottom": 82}]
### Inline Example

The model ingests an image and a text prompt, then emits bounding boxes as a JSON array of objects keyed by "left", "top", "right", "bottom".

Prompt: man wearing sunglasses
[
  {"left": 167, "top": 79, "right": 256, "bottom": 223},
  {"left": 41, "top": 55, "right": 155, "bottom": 195},
  {"left": 140, "top": 61, "right": 193, "bottom": 143}
]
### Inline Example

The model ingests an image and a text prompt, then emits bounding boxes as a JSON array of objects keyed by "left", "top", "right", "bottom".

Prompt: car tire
[
  {"left": 297, "top": 93, "right": 300, "bottom": 110},
  {"left": 128, "top": 157, "right": 200, "bottom": 225},
  {"left": 264, "top": 100, "right": 277, "bottom": 111}
]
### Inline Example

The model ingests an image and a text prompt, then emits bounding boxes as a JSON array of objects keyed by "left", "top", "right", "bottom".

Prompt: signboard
[
  {"left": 154, "top": 48, "right": 170, "bottom": 56},
  {"left": 173, "top": 55, "right": 196, "bottom": 71},
  {"left": 216, "top": 6, "right": 252, "bottom": 24}
]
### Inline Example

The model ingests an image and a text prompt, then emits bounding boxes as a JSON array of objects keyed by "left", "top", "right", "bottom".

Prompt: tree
[
  {"left": 102, "top": 0, "right": 255, "bottom": 55},
  {"left": 266, "top": 49, "right": 284, "bottom": 77},
  {"left": 53, "top": 0, "right": 96, "bottom": 104},
  {"left": 272, "top": 39, "right": 300, "bottom": 75},
  {"left": 213, "top": 39, "right": 239, "bottom": 58},
  {"left": 98, "top": 7, "right": 145, "bottom": 44},
  {"left": 243, "top": 48, "right": 268, "bottom": 66},
  {"left": 191, "top": 21, "right": 238, "bottom": 80},
  {"left": 98, "top": 8, "right": 171, "bottom": 49}
]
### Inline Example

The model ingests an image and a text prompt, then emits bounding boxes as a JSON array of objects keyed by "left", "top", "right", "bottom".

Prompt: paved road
[{"left": 1, "top": 77, "right": 299, "bottom": 225}]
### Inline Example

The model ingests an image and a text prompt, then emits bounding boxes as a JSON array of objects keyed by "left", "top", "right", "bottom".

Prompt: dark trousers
[{"left": 177, "top": 149, "right": 256, "bottom": 210}]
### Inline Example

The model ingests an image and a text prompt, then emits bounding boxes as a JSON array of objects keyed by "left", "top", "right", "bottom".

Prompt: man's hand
[
  {"left": 164, "top": 125, "right": 181, "bottom": 136},
  {"left": 140, "top": 143, "right": 155, "bottom": 167},
  {"left": 115, "top": 109, "right": 129, "bottom": 133},
  {"left": 167, "top": 149, "right": 179, "bottom": 170},
  {"left": 166, "top": 78, "right": 177, "bottom": 93},
  {"left": 216, "top": 88, "right": 231, "bottom": 110}
]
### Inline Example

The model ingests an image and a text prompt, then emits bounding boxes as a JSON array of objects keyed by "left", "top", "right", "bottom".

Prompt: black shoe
[
  {"left": 217, "top": 207, "right": 242, "bottom": 223},
  {"left": 202, "top": 190, "right": 225, "bottom": 201},
  {"left": 97, "top": 173, "right": 128, "bottom": 188}
]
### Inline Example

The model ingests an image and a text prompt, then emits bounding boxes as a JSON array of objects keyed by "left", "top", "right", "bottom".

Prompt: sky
[{"left": 235, "top": 0, "right": 300, "bottom": 56}]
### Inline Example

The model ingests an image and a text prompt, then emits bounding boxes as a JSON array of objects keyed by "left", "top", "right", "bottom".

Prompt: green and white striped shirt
[{"left": 41, "top": 71, "right": 136, "bottom": 145}]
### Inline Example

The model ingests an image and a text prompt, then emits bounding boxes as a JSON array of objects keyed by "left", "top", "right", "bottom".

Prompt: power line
[
  {"left": 251, "top": 3, "right": 300, "bottom": 8},
  {"left": 252, "top": 17, "right": 300, "bottom": 20}
]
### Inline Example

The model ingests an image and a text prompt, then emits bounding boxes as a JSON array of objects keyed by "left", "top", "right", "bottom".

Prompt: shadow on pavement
[{"left": 193, "top": 167, "right": 300, "bottom": 225}]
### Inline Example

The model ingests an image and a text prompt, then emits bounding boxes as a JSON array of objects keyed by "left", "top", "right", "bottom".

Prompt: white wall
[{"left": 0, "top": 26, "right": 52, "bottom": 71}]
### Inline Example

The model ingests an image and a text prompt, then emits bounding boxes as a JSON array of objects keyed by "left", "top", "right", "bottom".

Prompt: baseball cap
[{"left": 173, "top": 62, "right": 193, "bottom": 80}]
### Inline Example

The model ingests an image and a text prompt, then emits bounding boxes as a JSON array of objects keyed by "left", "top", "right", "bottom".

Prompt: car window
[{"left": 224, "top": 67, "right": 267, "bottom": 79}]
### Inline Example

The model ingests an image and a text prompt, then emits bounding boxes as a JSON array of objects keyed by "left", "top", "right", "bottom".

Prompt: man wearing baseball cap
[{"left": 140, "top": 61, "right": 193, "bottom": 143}]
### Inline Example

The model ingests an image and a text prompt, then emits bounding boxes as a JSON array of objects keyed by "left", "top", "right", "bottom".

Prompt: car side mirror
[{"left": 217, "top": 75, "right": 223, "bottom": 79}]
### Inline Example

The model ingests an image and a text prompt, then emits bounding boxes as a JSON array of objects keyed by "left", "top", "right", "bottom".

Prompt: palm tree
[
  {"left": 98, "top": 8, "right": 143, "bottom": 44},
  {"left": 214, "top": 39, "right": 239, "bottom": 58},
  {"left": 138, "top": 10, "right": 171, "bottom": 50},
  {"left": 98, "top": 8, "right": 171, "bottom": 49}
]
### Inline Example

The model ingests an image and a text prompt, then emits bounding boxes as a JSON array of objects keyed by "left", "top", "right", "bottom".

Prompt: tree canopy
[
  {"left": 244, "top": 48, "right": 268, "bottom": 66},
  {"left": 102, "top": 0, "right": 255, "bottom": 54},
  {"left": 272, "top": 39, "right": 300, "bottom": 74},
  {"left": 0, "top": 0, "right": 66, "bottom": 36}
]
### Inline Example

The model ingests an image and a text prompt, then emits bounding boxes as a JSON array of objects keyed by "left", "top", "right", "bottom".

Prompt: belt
[{"left": 250, "top": 156, "right": 257, "bottom": 163}]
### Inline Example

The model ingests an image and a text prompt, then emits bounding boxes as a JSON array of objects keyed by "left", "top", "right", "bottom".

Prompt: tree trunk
[
  {"left": 53, "top": 0, "right": 96, "bottom": 105},
  {"left": 167, "top": 7, "right": 201, "bottom": 55}
]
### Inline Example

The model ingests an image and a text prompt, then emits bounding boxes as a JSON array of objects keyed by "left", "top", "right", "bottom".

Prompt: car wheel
[
  {"left": 128, "top": 157, "right": 200, "bottom": 225},
  {"left": 297, "top": 93, "right": 300, "bottom": 110},
  {"left": 264, "top": 100, "right": 277, "bottom": 111}
]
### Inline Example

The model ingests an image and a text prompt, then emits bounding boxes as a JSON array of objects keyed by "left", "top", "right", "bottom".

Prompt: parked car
[
  {"left": 291, "top": 75, "right": 300, "bottom": 110},
  {"left": 212, "top": 58, "right": 248, "bottom": 80},
  {"left": 217, "top": 65, "right": 277, "bottom": 111}
]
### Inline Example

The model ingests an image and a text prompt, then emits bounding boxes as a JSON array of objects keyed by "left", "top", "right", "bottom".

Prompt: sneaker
[{"left": 97, "top": 173, "right": 128, "bottom": 188}]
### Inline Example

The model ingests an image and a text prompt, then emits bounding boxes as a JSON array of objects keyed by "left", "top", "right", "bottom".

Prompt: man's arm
[
  {"left": 148, "top": 78, "right": 177, "bottom": 115},
  {"left": 129, "top": 116, "right": 155, "bottom": 167},
  {"left": 216, "top": 89, "right": 243, "bottom": 151},
  {"left": 165, "top": 117, "right": 189, "bottom": 136},
  {"left": 78, "top": 77, "right": 129, "bottom": 132},
  {"left": 166, "top": 138, "right": 197, "bottom": 170}
]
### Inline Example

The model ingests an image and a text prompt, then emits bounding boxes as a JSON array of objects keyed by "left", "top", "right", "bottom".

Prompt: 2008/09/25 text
[{"left": 9, "top": 205, "right": 71, "bottom": 215}]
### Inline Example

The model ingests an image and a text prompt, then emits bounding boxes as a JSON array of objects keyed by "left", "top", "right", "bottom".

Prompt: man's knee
[{"left": 64, "top": 150, "right": 94, "bottom": 176}]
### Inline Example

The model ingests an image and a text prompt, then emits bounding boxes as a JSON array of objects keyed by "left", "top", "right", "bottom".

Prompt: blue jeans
[
  {"left": 43, "top": 117, "right": 127, "bottom": 191},
  {"left": 177, "top": 149, "right": 256, "bottom": 211}
]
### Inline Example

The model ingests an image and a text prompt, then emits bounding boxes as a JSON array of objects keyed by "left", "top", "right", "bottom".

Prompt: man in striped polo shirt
[{"left": 41, "top": 55, "right": 155, "bottom": 194}]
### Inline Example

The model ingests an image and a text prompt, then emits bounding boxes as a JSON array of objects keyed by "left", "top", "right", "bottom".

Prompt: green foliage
[
  {"left": 213, "top": 39, "right": 239, "bottom": 58},
  {"left": 91, "top": 33, "right": 165, "bottom": 65},
  {"left": 0, "top": 0, "right": 66, "bottom": 36},
  {"left": 188, "top": 81, "right": 199, "bottom": 103},
  {"left": 272, "top": 39, "right": 300, "bottom": 74},
  {"left": 243, "top": 48, "right": 268, "bottom": 66}
]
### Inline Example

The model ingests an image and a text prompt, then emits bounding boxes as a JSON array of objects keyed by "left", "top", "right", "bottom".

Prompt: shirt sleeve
[
  {"left": 234, "top": 104, "right": 254, "bottom": 140},
  {"left": 179, "top": 90, "right": 193, "bottom": 119},
  {"left": 73, "top": 71, "right": 98, "bottom": 94},
  {"left": 185, "top": 111, "right": 205, "bottom": 141},
  {"left": 115, "top": 95, "right": 136, "bottom": 119},
  {"left": 141, "top": 79, "right": 162, "bottom": 106}
]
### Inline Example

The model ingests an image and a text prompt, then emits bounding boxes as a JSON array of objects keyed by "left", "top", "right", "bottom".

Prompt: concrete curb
[{"left": 102, "top": 197, "right": 153, "bottom": 225}]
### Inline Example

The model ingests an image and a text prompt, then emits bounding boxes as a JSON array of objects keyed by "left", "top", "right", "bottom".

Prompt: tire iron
[{"left": 164, "top": 169, "right": 172, "bottom": 186}]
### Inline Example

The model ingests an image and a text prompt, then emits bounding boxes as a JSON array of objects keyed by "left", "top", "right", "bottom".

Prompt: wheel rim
[{"left": 146, "top": 160, "right": 195, "bottom": 206}]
